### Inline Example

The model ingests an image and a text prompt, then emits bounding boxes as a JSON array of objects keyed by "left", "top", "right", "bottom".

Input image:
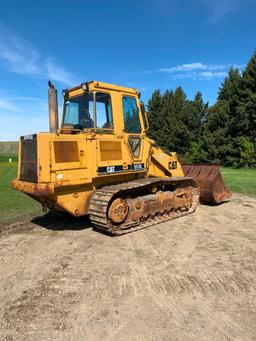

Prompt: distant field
[
  {"left": 0, "top": 158, "right": 41, "bottom": 224},
  {"left": 0, "top": 156, "right": 255, "bottom": 225},
  {"left": 221, "top": 167, "right": 256, "bottom": 197},
  {"left": 0, "top": 141, "right": 18, "bottom": 156}
]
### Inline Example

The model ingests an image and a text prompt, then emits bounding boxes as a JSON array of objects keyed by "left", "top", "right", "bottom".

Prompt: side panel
[
  {"left": 37, "top": 134, "right": 51, "bottom": 183},
  {"left": 99, "top": 140, "right": 122, "bottom": 161},
  {"left": 148, "top": 144, "right": 184, "bottom": 177}
]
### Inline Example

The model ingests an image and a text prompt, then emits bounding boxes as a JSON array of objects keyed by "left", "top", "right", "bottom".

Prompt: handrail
[{"left": 144, "top": 111, "right": 149, "bottom": 131}]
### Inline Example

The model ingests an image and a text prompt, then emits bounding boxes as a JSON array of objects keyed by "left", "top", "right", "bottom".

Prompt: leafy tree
[{"left": 238, "top": 137, "right": 256, "bottom": 167}]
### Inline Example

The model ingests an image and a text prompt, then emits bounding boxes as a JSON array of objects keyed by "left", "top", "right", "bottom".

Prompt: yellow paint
[{"left": 13, "top": 81, "right": 184, "bottom": 216}]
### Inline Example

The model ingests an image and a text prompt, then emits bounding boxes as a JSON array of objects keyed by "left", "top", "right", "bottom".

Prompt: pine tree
[
  {"left": 146, "top": 51, "right": 256, "bottom": 167},
  {"left": 186, "top": 91, "right": 208, "bottom": 141},
  {"left": 147, "top": 89, "right": 165, "bottom": 144},
  {"left": 235, "top": 51, "right": 256, "bottom": 142},
  {"left": 147, "top": 87, "right": 191, "bottom": 154},
  {"left": 202, "top": 67, "right": 243, "bottom": 166},
  {"left": 218, "top": 67, "right": 242, "bottom": 103},
  {"left": 183, "top": 92, "right": 208, "bottom": 163},
  {"left": 232, "top": 52, "right": 256, "bottom": 167},
  {"left": 202, "top": 101, "right": 233, "bottom": 164},
  {"left": 161, "top": 87, "right": 191, "bottom": 154}
]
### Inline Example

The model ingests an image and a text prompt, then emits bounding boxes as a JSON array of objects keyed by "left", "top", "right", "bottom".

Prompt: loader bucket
[{"left": 181, "top": 164, "right": 231, "bottom": 204}]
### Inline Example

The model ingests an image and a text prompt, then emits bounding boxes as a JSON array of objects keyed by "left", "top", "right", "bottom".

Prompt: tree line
[{"left": 147, "top": 51, "right": 256, "bottom": 168}]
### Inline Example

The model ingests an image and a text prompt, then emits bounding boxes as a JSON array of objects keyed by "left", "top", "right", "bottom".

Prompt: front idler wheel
[{"left": 108, "top": 198, "right": 129, "bottom": 224}]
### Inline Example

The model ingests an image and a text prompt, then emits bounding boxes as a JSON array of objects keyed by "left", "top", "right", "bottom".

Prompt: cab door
[
  {"left": 94, "top": 91, "right": 126, "bottom": 176},
  {"left": 122, "top": 96, "right": 145, "bottom": 170}
]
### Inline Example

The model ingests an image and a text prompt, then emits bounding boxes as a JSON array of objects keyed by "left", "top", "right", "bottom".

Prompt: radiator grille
[{"left": 20, "top": 136, "right": 38, "bottom": 182}]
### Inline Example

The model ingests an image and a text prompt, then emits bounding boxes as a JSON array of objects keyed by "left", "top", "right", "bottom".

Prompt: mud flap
[{"left": 181, "top": 164, "right": 231, "bottom": 204}]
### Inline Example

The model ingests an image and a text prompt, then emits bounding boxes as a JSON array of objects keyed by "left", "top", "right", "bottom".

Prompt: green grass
[
  {"left": 0, "top": 158, "right": 41, "bottom": 224},
  {"left": 0, "top": 155, "right": 18, "bottom": 162},
  {"left": 221, "top": 167, "right": 256, "bottom": 197}
]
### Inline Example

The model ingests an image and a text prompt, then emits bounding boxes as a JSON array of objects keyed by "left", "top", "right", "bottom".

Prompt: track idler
[{"left": 182, "top": 164, "right": 231, "bottom": 204}]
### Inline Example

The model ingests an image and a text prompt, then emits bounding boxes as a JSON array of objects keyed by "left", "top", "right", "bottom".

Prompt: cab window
[
  {"left": 96, "top": 92, "right": 113, "bottom": 129},
  {"left": 63, "top": 92, "right": 113, "bottom": 130},
  {"left": 122, "top": 96, "right": 141, "bottom": 133},
  {"left": 64, "top": 93, "right": 94, "bottom": 129}
]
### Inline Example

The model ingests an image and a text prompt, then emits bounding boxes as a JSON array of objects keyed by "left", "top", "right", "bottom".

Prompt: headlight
[{"left": 81, "top": 83, "right": 88, "bottom": 91}]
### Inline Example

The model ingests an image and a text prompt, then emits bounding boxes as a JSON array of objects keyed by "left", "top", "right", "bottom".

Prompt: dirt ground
[{"left": 0, "top": 194, "right": 256, "bottom": 341}]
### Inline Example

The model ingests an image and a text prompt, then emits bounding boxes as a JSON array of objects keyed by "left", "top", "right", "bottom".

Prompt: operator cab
[
  {"left": 62, "top": 91, "right": 113, "bottom": 131},
  {"left": 60, "top": 81, "right": 148, "bottom": 136}
]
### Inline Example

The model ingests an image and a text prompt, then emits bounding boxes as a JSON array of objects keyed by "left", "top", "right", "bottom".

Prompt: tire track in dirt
[
  {"left": 153, "top": 295, "right": 254, "bottom": 341},
  {"left": 0, "top": 216, "right": 94, "bottom": 341},
  {"left": 0, "top": 194, "right": 256, "bottom": 340}
]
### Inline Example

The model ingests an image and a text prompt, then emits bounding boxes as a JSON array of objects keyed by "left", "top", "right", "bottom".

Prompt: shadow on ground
[{"left": 31, "top": 210, "right": 91, "bottom": 231}]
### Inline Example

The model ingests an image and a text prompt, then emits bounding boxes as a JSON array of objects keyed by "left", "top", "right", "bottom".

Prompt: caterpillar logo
[{"left": 98, "top": 163, "right": 145, "bottom": 174}]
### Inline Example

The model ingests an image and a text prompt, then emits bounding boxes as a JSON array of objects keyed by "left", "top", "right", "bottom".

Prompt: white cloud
[
  {"left": 155, "top": 62, "right": 244, "bottom": 80},
  {"left": 167, "top": 71, "right": 227, "bottom": 80},
  {"left": 45, "top": 59, "right": 76, "bottom": 85},
  {"left": 198, "top": 71, "right": 227, "bottom": 79},
  {"left": 0, "top": 24, "right": 77, "bottom": 86},
  {"left": 201, "top": 0, "right": 255, "bottom": 24},
  {"left": 0, "top": 98, "right": 21, "bottom": 112},
  {"left": 158, "top": 62, "right": 229, "bottom": 73},
  {"left": 0, "top": 96, "right": 48, "bottom": 141},
  {"left": 0, "top": 25, "right": 39, "bottom": 75},
  {"left": 207, "top": 0, "right": 234, "bottom": 24}
]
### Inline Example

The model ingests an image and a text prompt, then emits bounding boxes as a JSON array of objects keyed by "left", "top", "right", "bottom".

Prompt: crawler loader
[{"left": 12, "top": 81, "right": 231, "bottom": 234}]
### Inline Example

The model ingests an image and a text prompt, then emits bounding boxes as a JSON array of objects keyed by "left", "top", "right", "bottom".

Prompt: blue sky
[{"left": 0, "top": 0, "right": 255, "bottom": 140}]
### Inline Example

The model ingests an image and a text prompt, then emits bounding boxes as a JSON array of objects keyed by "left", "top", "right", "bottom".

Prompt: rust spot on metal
[
  {"left": 151, "top": 184, "right": 158, "bottom": 194},
  {"left": 73, "top": 192, "right": 79, "bottom": 198},
  {"left": 128, "top": 188, "right": 193, "bottom": 223},
  {"left": 12, "top": 179, "right": 54, "bottom": 196},
  {"left": 108, "top": 198, "right": 129, "bottom": 224},
  {"left": 89, "top": 177, "right": 199, "bottom": 235},
  {"left": 182, "top": 164, "right": 231, "bottom": 204}
]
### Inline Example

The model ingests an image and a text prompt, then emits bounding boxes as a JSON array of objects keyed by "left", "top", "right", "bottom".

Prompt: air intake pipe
[{"left": 48, "top": 81, "right": 59, "bottom": 133}]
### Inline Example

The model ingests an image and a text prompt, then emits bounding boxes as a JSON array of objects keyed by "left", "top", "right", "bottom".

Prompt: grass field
[
  {"left": 0, "top": 158, "right": 41, "bottom": 224},
  {"left": 0, "top": 156, "right": 255, "bottom": 225},
  {"left": 0, "top": 155, "right": 18, "bottom": 162},
  {"left": 221, "top": 167, "right": 256, "bottom": 198}
]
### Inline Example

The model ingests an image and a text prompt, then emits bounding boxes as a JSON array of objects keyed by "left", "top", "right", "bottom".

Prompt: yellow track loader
[{"left": 12, "top": 81, "right": 231, "bottom": 234}]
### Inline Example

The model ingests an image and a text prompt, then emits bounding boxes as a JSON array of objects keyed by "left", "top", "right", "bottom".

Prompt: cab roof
[{"left": 66, "top": 80, "right": 140, "bottom": 97}]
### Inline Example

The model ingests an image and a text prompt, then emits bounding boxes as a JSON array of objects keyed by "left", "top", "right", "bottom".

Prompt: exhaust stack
[{"left": 48, "top": 81, "right": 59, "bottom": 133}]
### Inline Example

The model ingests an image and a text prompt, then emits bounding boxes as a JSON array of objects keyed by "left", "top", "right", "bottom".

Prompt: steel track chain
[{"left": 89, "top": 177, "right": 199, "bottom": 235}]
